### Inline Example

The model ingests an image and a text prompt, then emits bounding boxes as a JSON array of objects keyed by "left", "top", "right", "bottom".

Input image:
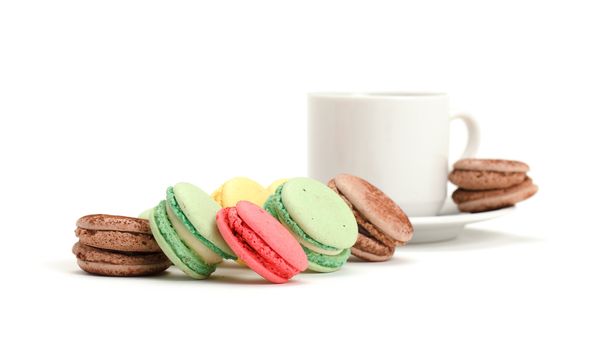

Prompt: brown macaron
[
  {"left": 75, "top": 214, "right": 160, "bottom": 253},
  {"left": 73, "top": 214, "right": 170, "bottom": 276},
  {"left": 448, "top": 159, "right": 529, "bottom": 190},
  {"left": 329, "top": 174, "right": 413, "bottom": 262},
  {"left": 73, "top": 243, "right": 171, "bottom": 277},
  {"left": 452, "top": 177, "right": 538, "bottom": 213},
  {"left": 77, "top": 214, "right": 151, "bottom": 233}
]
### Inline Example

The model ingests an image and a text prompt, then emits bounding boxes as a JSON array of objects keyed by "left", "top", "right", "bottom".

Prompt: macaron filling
[
  {"left": 152, "top": 201, "right": 217, "bottom": 277},
  {"left": 357, "top": 225, "right": 392, "bottom": 251},
  {"left": 75, "top": 227, "right": 161, "bottom": 253},
  {"left": 223, "top": 207, "right": 299, "bottom": 279},
  {"left": 353, "top": 227, "right": 394, "bottom": 258},
  {"left": 167, "top": 187, "right": 236, "bottom": 260},
  {"left": 264, "top": 185, "right": 340, "bottom": 253},
  {"left": 165, "top": 202, "right": 223, "bottom": 264},
  {"left": 354, "top": 211, "right": 398, "bottom": 247}
]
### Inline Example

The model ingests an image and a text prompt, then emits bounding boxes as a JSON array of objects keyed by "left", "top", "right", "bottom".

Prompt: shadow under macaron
[
  {"left": 54, "top": 258, "right": 309, "bottom": 285},
  {"left": 347, "top": 254, "right": 413, "bottom": 266}
]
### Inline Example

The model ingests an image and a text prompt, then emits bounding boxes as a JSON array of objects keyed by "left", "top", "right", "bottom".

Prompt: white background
[{"left": 1, "top": 1, "right": 610, "bottom": 349}]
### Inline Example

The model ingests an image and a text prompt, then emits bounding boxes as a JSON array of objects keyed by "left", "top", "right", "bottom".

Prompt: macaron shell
[
  {"left": 453, "top": 158, "right": 530, "bottom": 173},
  {"left": 351, "top": 233, "right": 394, "bottom": 262},
  {"left": 236, "top": 201, "right": 308, "bottom": 272},
  {"left": 167, "top": 186, "right": 235, "bottom": 260},
  {"left": 281, "top": 178, "right": 358, "bottom": 249},
  {"left": 76, "top": 260, "right": 171, "bottom": 277},
  {"left": 72, "top": 242, "right": 169, "bottom": 266},
  {"left": 213, "top": 177, "right": 288, "bottom": 207},
  {"left": 263, "top": 179, "right": 287, "bottom": 200},
  {"left": 453, "top": 178, "right": 538, "bottom": 213},
  {"left": 334, "top": 188, "right": 398, "bottom": 248},
  {"left": 165, "top": 202, "right": 223, "bottom": 264},
  {"left": 350, "top": 247, "right": 392, "bottom": 262},
  {"left": 138, "top": 208, "right": 152, "bottom": 219},
  {"left": 211, "top": 187, "right": 223, "bottom": 206},
  {"left": 172, "top": 182, "right": 235, "bottom": 258},
  {"left": 303, "top": 246, "right": 351, "bottom": 272},
  {"left": 307, "top": 261, "right": 340, "bottom": 273},
  {"left": 77, "top": 214, "right": 150, "bottom": 233},
  {"left": 265, "top": 187, "right": 342, "bottom": 253},
  {"left": 332, "top": 174, "right": 413, "bottom": 244},
  {"left": 452, "top": 177, "right": 536, "bottom": 203},
  {"left": 214, "top": 177, "right": 265, "bottom": 207},
  {"left": 448, "top": 170, "right": 526, "bottom": 190},
  {"left": 216, "top": 208, "right": 288, "bottom": 283}
]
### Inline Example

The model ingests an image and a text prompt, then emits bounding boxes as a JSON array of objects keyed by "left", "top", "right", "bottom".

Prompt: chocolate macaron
[
  {"left": 448, "top": 159, "right": 529, "bottom": 190},
  {"left": 449, "top": 159, "right": 538, "bottom": 213},
  {"left": 328, "top": 174, "right": 413, "bottom": 262},
  {"left": 72, "top": 242, "right": 171, "bottom": 277},
  {"left": 73, "top": 214, "right": 171, "bottom": 276},
  {"left": 452, "top": 177, "right": 538, "bottom": 213}
]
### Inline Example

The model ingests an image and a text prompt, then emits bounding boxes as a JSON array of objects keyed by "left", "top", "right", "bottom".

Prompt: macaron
[
  {"left": 75, "top": 214, "right": 161, "bottom": 253},
  {"left": 212, "top": 177, "right": 287, "bottom": 266},
  {"left": 73, "top": 242, "right": 171, "bottom": 277},
  {"left": 216, "top": 201, "right": 308, "bottom": 283},
  {"left": 212, "top": 177, "right": 287, "bottom": 207},
  {"left": 448, "top": 159, "right": 529, "bottom": 190},
  {"left": 73, "top": 214, "right": 171, "bottom": 276},
  {"left": 146, "top": 182, "right": 237, "bottom": 279},
  {"left": 452, "top": 177, "right": 538, "bottom": 212},
  {"left": 264, "top": 177, "right": 358, "bottom": 272},
  {"left": 328, "top": 174, "right": 413, "bottom": 262}
]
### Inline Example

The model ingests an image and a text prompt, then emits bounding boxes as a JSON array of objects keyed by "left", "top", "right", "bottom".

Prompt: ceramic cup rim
[{"left": 308, "top": 91, "right": 448, "bottom": 100}]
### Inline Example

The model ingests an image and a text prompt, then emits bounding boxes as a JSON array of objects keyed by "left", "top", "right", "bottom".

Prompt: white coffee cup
[{"left": 307, "top": 92, "right": 479, "bottom": 217}]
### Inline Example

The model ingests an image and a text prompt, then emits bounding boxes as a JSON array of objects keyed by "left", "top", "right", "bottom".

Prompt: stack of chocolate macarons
[
  {"left": 73, "top": 214, "right": 171, "bottom": 276},
  {"left": 449, "top": 159, "right": 538, "bottom": 213}
]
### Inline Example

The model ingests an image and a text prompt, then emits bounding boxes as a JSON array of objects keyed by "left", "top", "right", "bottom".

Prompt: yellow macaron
[{"left": 212, "top": 177, "right": 287, "bottom": 207}]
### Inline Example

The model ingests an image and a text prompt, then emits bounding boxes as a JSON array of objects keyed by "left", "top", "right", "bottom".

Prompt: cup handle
[{"left": 450, "top": 114, "right": 480, "bottom": 160}]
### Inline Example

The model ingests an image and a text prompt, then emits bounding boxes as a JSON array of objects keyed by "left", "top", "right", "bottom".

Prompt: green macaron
[
  {"left": 148, "top": 201, "right": 216, "bottom": 279},
  {"left": 146, "top": 182, "right": 237, "bottom": 279},
  {"left": 264, "top": 177, "right": 358, "bottom": 272},
  {"left": 167, "top": 183, "right": 235, "bottom": 260}
]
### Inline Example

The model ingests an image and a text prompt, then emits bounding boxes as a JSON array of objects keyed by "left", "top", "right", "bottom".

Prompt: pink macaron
[{"left": 216, "top": 201, "right": 308, "bottom": 283}]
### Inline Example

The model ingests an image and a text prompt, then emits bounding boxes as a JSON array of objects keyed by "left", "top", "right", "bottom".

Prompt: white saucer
[{"left": 408, "top": 199, "right": 515, "bottom": 243}]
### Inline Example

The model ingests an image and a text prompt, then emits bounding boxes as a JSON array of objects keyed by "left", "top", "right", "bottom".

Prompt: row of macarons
[{"left": 73, "top": 174, "right": 413, "bottom": 283}]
